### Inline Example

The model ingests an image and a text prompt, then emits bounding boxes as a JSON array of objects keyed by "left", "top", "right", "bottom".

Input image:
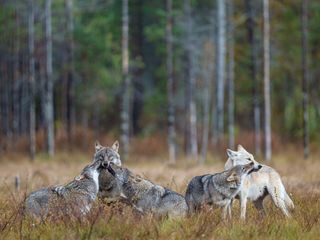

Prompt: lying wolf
[
  {"left": 105, "top": 163, "right": 188, "bottom": 218},
  {"left": 185, "top": 162, "right": 258, "bottom": 219},
  {"left": 25, "top": 159, "right": 106, "bottom": 219},
  {"left": 225, "top": 145, "right": 294, "bottom": 219}
]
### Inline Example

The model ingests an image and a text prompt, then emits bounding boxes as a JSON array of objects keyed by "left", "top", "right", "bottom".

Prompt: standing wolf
[
  {"left": 105, "top": 163, "right": 188, "bottom": 218},
  {"left": 225, "top": 145, "right": 294, "bottom": 219},
  {"left": 185, "top": 162, "right": 258, "bottom": 219}
]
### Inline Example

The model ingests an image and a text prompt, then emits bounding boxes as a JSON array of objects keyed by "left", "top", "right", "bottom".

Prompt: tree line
[{"left": 0, "top": 0, "right": 317, "bottom": 162}]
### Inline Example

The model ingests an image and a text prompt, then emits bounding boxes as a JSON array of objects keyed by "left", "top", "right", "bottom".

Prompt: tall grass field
[{"left": 0, "top": 151, "right": 319, "bottom": 239}]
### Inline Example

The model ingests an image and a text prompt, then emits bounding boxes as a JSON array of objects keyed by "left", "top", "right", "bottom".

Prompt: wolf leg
[
  {"left": 222, "top": 203, "right": 229, "bottom": 220},
  {"left": 186, "top": 200, "right": 197, "bottom": 215},
  {"left": 239, "top": 193, "right": 247, "bottom": 220},
  {"left": 253, "top": 197, "right": 265, "bottom": 217},
  {"left": 227, "top": 200, "right": 233, "bottom": 220}
]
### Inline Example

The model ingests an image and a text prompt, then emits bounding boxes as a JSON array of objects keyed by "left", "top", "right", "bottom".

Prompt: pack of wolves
[{"left": 25, "top": 141, "right": 294, "bottom": 220}]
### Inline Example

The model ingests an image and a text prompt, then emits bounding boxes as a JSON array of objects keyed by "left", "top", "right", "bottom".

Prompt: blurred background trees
[{"left": 0, "top": 0, "right": 318, "bottom": 162}]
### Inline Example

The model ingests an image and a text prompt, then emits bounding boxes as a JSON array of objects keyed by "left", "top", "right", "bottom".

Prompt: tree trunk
[
  {"left": 215, "top": 0, "right": 226, "bottom": 144},
  {"left": 263, "top": 0, "right": 271, "bottom": 161},
  {"left": 13, "top": 5, "right": 20, "bottom": 140},
  {"left": 65, "top": 0, "right": 75, "bottom": 143},
  {"left": 246, "top": 0, "right": 261, "bottom": 155},
  {"left": 184, "top": 0, "right": 198, "bottom": 162},
  {"left": 131, "top": 0, "right": 144, "bottom": 136},
  {"left": 28, "top": 0, "right": 36, "bottom": 160},
  {"left": 45, "top": 0, "right": 54, "bottom": 157},
  {"left": 166, "top": 0, "right": 176, "bottom": 163},
  {"left": 227, "top": 0, "right": 235, "bottom": 149},
  {"left": 200, "top": 43, "right": 213, "bottom": 164},
  {"left": 121, "top": 0, "right": 131, "bottom": 160},
  {"left": 301, "top": 0, "right": 309, "bottom": 159},
  {"left": 1, "top": 62, "right": 11, "bottom": 149}
]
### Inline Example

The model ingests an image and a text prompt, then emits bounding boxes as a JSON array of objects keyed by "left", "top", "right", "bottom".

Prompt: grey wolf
[
  {"left": 93, "top": 141, "right": 123, "bottom": 201},
  {"left": 225, "top": 145, "right": 294, "bottom": 219},
  {"left": 105, "top": 163, "right": 188, "bottom": 218},
  {"left": 25, "top": 158, "right": 106, "bottom": 219},
  {"left": 185, "top": 162, "right": 258, "bottom": 219}
]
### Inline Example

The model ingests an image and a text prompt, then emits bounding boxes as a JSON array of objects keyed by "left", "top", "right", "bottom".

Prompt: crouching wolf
[
  {"left": 225, "top": 145, "right": 294, "bottom": 219},
  {"left": 25, "top": 159, "right": 106, "bottom": 219},
  {"left": 105, "top": 163, "right": 188, "bottom": 218},
  {"left": 185, "top": 162, "right": 258, "bottom": 219}
]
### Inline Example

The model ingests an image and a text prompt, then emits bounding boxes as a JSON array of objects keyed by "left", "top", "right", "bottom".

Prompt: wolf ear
[
  {"left": 227, "top": 172, "right": 237, "bottom": 182},
  {"left": 237, "top": 144, "right": 244, "bottom": 151},
  {"left": 237, "top": 144, "right": 249, "bottom": 154},
  {"left": 95, "top": 141, "right": 103, "bottom": 152},
  {"left": 227, "top": 149, "right": 237, "bottom": 158},
  {"left": 111, "top": 140, "right": 119, "bottom": 152}
]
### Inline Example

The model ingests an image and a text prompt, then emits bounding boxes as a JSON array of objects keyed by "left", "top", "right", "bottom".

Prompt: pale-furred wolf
[
  {"left": 104, "top": 163, "right": 188, "bottom": 218},
  {"left": 225, "top": 145, "right": 294, "bottom": 219},
  {"left": 185, "top": 162, "right": 259, "bottom": 219},
  {"left": 25, "top": 141, "right": 121, "bottom": 219}
]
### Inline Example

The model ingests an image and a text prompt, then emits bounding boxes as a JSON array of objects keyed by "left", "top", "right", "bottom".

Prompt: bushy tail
[
  {"left": 267, "top": 172, "right": 293, "bottom": 217},
  {"left": 284, "top": 191, "right": 294, "bottom": 210}
]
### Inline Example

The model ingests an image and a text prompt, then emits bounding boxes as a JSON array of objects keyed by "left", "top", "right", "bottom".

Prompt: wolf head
[
  {"left": 93, "top": 140, "right": 122, "bottom": 167},
  {"left": 76, "top": 159, "right": 105, "bottom": 180},
  {"left": 224, "top": 145, "right": 262, "bottom": 171},
  {"left": 226, "top": 162, "right": 256, "bottom": 185}
]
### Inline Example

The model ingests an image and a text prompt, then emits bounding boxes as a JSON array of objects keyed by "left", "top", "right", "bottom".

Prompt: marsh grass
[{"left": 0, "top": 153, "right": 320, "bottom": 239}]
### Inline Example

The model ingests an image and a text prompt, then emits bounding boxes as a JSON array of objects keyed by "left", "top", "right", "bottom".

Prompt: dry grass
[{"left": 0, "top": 151, "right": 320, "bottom": 240}]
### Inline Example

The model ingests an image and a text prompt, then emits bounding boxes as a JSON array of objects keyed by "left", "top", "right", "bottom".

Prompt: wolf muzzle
[
  {"left": 105, "top": 163, "right": 116, "bottom": 176},
  {"left": 248, "top": 164, "right": 262, "bottom": 174}
]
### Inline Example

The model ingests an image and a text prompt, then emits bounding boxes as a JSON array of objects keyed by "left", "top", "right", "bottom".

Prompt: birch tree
[
  {"left": 200, "top": 42, "right": 213, "bottom": 164},
  {"left": 263, "top": 0, "right": 271, "bottom": 161},
  {"left": 215, "top": 0, "right": 226, "bottom": 143},
  {"left": 246, "top": 0, "right": 261, "bottom": 155},
  {"left": 121, "top": 0, "right": 131, "bottom": 159},
  {"left": 166, "top": 0, "right": 176, "bottom": 163},
  {"left": 45, "top": 0, "right": 54, "bottom": 157},
  {"left": 28, "top": 0, "right": 36, "bottom": 160},
  {"left": 227, "top": 0, "right": 235, "bottom": 149},
  {"left": 184, "top": 0, "right": 198, "bottom": 162}
]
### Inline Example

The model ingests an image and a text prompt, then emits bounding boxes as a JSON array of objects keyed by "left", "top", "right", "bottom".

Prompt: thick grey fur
[
  {"left": 185, "top": 163, "right": 255, "bottom": 219},
  {"left": 106, "top": 164, "right": 188, "bottom": 218},
  {"left": 25, "top": 160, "right": 104, "bottom": 219}
]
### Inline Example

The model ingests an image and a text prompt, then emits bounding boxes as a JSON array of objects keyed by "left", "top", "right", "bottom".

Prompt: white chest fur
[{"left": 91, "top": 170, "right": 99, "bottom": 189}]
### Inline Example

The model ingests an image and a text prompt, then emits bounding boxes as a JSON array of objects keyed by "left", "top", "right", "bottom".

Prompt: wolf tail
[
  {"left": 267, "top": 172, "right": 293, "bottom": 217},
  {"left": 284, "top": 191, "right": 294, "bottom": 210}
]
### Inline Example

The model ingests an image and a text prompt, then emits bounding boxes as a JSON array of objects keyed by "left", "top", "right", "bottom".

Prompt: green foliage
[{"left": 1, "top": 0, "right": 320, "bottom": 141}]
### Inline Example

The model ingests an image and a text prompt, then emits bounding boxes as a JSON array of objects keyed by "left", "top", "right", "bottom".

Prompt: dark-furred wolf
[{"left": 185, "top": 162, "right": 259, "bottom": 219}]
